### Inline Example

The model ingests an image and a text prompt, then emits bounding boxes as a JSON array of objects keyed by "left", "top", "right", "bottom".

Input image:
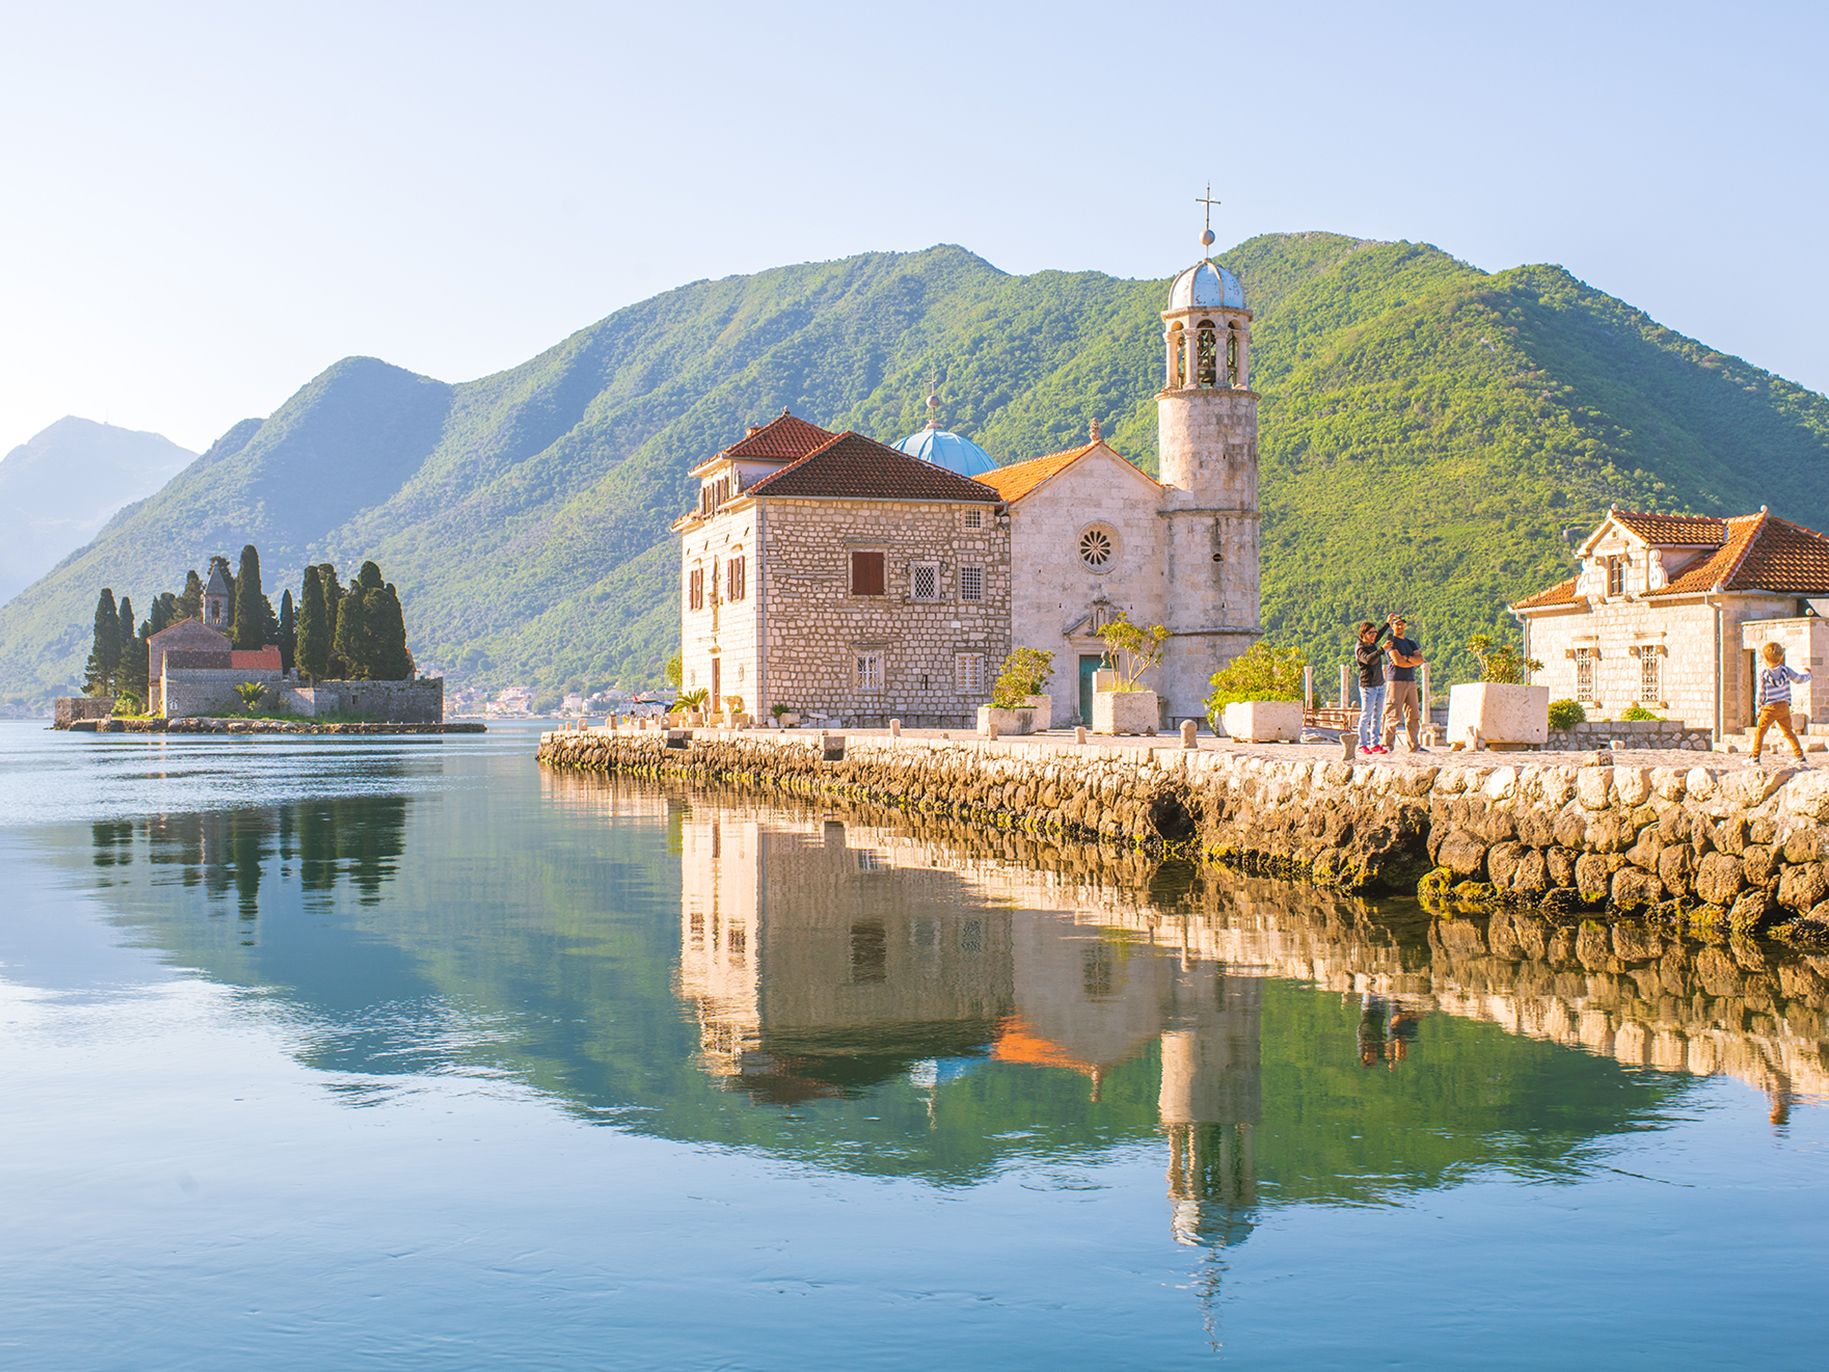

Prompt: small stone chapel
[{"left": 673, "top": 209, "right": 1263, "bottom": 728}]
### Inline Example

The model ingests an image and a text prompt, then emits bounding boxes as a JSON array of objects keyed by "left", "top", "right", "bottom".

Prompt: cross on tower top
[{"left": 1195, "top": 183, "right": 1220, "bottom": 255}]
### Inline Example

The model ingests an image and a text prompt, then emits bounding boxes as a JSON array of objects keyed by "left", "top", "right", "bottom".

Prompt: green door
[{"left": 1078, "top": 654, "right": 1103, "bottom": 726}]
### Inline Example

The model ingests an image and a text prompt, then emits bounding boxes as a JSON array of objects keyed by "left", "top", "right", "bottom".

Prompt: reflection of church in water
[{"left": 676, "top": 809, "right": 1259, "bottom": 1248}]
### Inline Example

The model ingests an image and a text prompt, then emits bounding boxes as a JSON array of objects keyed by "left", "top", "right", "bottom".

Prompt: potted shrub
[
  {"left": 673, "top": 687, "right": 708, "bottom": 727},
  {"left": 770, "top": 702, "right": 801, "bottom": 729},
  {"left": 1204, "top": 642, "right": 1306, "bottom": 743},
  {"left": 1446, "top": 633, "right": 1547, "bottom": 749},
  {"left": 1091, "top": 616, "right": 1166, "bottom": 735},
  {"left": 977, "top": 647, "right": 1055, "bottom": 736}
]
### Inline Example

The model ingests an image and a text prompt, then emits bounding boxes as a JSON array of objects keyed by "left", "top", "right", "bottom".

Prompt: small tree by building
[
  {"left": 990, "top": 647, "right": 1054, "bottom": 707},
  {"left": 233, "top": 681, "right": 267, "bottom": 714},
  {"left": 1095, "top": 614, "right": 1169, "bottom": 692},
  {"left": 1465, "top": 633, "right": 1542, "bottom": 685},
  {"left": 84, "top": 588, "right": 121, "bottom": 696},
  {"left": 665, "top": 652, "right": 684, "bottom": 690},
  {"left": 1204, "top": 642, "right": 1307, "bottom": 724}
]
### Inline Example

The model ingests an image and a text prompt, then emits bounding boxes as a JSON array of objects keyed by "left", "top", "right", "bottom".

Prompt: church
[{"left": 673, "top": 215, "right": 1261, "bottom": 728}]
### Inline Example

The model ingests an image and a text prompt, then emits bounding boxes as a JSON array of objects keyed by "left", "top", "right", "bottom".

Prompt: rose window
[{"left": 1079, "top": 526, "right": 1114, "bottom": 571}]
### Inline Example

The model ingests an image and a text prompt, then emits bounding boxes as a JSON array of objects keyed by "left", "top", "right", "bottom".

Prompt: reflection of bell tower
[
  {"left": 1156, "top": 184, "right": 1261, "bottom": 721},
  {"left": 1159, "top": 967, "right": 1261, "bottom": 1248}
]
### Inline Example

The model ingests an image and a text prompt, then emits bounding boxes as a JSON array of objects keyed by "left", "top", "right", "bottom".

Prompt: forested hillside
[{"left": 2, "top": 232, "right": 1826, "bottom": 712}]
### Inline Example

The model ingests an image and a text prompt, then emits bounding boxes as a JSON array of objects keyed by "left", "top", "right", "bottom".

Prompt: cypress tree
[
  {"left": 368, "top": 584, "right": 411, "bottom": 679},
  {"left": 356, "top": 560, "right": 384, "bottom": 594},
  {"left": 319, "top": 565, "right": 346, "bottom": 677},
  {"left": 148, "top": 593, "right": 175, "bottom": 636},
  {"left": 232, "top": 544, "right": 265, "bottom": 649},
  {"left": 297, "top": 567, "right": 328, "bottom": 681},
  {"left": 179, "top": 570, "right": 203, "bottom": 621},
  {"left": 115, "top": 596, "right": 143, "bottom": 699},
  {"left": 332, "top": 580, "right": 371, "bottom": 679},
  {"left": 278, "top": 590, "right": 296, "bottom": 674},
  {"left": 84, "top": 589, "right": 120, "bottom": 696}
]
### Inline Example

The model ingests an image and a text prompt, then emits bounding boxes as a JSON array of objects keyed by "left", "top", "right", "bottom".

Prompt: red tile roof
[
  {"left": 746, "top": 431, "right": 1001, "bottom": 503},
  {"left": 722, "top": 411, "right": 836, "bottom": 462},
  {"left": 1649, "top": 511, "right": 1829, "bottom": 596},
  {"left": 1511, "top": 576, "right": 1581, "bottom": 611},
  {"left": 1609, "top": 510, "right": 1727, "bottom": 546},
  {"left": 229, "top": 646, "right": 283, "bottom": 670}
]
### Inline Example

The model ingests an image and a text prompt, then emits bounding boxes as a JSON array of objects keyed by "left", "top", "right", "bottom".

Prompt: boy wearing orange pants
[{"left": 1752, "top": 641, "right": 1812, "bottom": 764}]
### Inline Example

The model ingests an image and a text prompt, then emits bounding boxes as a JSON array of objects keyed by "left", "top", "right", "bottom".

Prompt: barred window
[
  {"left": 958, "top": 564, "right": 985, "bottom": 602},
  {"left": 911, "top": 562, "right": 940, "bottom": 601},
  {"left": 955, "top": 652, "right": 984, "bottom": 695},
  {"left": 1575, "top": 650, "right": 1596, "bottom": 704},
  {"left": 855, "top": 651, "right": 884, "bottom": 692},
  {"left": 963, "top": 508, "right": 983, "bottom": 529},
  {"left": 1640, "top": 650, "right": 1660, "bottom": 703}
]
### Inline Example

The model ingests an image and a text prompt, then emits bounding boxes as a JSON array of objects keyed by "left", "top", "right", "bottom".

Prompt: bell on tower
[{"left": 1162, "top": 184, "right": 1250, "bottom": 393}]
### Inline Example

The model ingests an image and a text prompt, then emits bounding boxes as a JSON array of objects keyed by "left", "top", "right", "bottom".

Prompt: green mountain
[
  {"left": 3, "top": 233, "right": 1827, "bottom": 712},
  {"left": 0, "top": 417, "right": 195, "bottom": 606}
]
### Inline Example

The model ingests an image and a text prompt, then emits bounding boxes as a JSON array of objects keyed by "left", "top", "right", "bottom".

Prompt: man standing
[
  {"left": 1381, "top": 614, "right": 1426, "bottom": 752},
  {"left": 1354, "top": 621, "right": 1389, "bottom": 754}
]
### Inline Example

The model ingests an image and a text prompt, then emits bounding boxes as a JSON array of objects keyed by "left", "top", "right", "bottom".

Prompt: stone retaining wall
[
  {"left": 537, "top": 729, "right": 1829, "bottom": 936},
  {"left": 1548, "top": 719, "right": 1713, "bottom": 751},
  {"left": 53, "top": 696, "right": 114, "bottom": 728}
]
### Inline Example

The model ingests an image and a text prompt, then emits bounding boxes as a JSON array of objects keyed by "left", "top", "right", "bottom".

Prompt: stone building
[
  {"left": 673, "top": 217, "right": 1262, "bottom": 727},
  {"left": 1512, "top": 508, "right": 1829, "bottom": 735}
]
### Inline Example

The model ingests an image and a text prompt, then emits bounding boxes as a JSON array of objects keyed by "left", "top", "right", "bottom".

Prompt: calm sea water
[{"left": 1, "top": 720, "right": 1825, "bottom": 1370}]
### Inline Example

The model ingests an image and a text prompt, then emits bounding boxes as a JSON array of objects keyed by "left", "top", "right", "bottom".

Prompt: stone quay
[{"left": 537, "top": 727, "right": 1829, "bottom": 939}]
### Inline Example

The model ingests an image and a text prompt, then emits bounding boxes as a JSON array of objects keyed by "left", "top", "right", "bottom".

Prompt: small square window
[
  {"left": 958, "top": 564, "right": 984, "bottom": 602},
  {"left": 911, "top": 562, "right": 940, "bottom": 601},
  {"left": 955, "top": 652, "right": 984, "bottom": 694},
  {"left": 964, "top": 508, "right": 983, "bottom": 530},
  {"left": 855, "top": 650, "right": 884, "bottom": 692},
  {"left": 851, "top": 550, "right": 886, "bottom": 596}
]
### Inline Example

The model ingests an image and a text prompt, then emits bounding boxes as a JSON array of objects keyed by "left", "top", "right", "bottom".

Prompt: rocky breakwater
[{"left": 536, "top": 731, "right": 1829, "bottom": 937}]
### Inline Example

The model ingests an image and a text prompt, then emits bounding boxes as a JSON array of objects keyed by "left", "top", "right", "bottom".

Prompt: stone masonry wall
[
  {"left": 537, "top": 729, "right": 1829, "bottom": 937},
  {"left": 756, "top": 497, "right": 1009, "bottom": 728},
  {"left": 291, "top": 678, "right": 443, "bottom": 722},
  {"left": 53, "top": 696, "right": 115, "bottom": 728}
]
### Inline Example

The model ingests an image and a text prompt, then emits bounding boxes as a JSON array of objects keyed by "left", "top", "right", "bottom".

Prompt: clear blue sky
[{"left": 1, "top": 0, "right": 1823, "bottom": 454}]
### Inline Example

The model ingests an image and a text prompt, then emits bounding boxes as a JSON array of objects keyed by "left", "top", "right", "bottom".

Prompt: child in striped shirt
[{"left": 1752, "top": 641, "right": 1812, "bottom": 764}]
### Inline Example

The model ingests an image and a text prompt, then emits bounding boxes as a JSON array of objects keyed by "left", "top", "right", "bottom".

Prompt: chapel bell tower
[{"left": 1156, "top": 187, "right": 1262, "bottom": 720}]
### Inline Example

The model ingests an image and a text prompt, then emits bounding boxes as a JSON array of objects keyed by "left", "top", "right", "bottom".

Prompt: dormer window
[
  {"left": 1605, "top": 557, "right": 1625, "bottom": 598},
  {"left": 699, "top": 474, "right": 735, "bottom": 517}
]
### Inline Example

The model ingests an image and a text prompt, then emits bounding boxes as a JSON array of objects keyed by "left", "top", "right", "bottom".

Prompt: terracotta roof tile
[
  {"left": 746, "top": 431, "right": 1001, "bottom": 503},
  {"left": 229, "top": 646, "right": 283, "bottom": 671},
  {"left": 1511, "top": 575, "right": 1581, "bottom": 611},
  {"left": 1647, "top": 512, "right": 1829, "bottom": 596},
  {"left": 1648, "top": 513, "right": 1765, "bottom": 595},
  {"left": 1610, "top": 510, "right": 1727, "bottom": 546},
  {"left": 722, "top": 411, "right": 836, "bottom": 462}
]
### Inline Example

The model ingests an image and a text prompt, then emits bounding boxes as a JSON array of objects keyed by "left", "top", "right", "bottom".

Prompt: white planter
[
  {"left": 1021, "top": 694, "right": 1053, "bottom": 731},
  {"left": 1447, "top": 682, "right": 1549, "bottom": 748},
  {"left": 978, "top": 704, "right": 1039, "bottom": 736},
  {"left": 1093, "top": 689, "right": 1159, "bottom": 736},
  {"left": 1220, "top": 700, "right": 1304, "bottom": 743}
]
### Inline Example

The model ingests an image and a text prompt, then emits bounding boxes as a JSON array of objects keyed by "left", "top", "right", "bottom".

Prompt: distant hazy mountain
[
  {"left": 2, "top": 235, "right": 1826, "bottom": 713},
  {"left": 0, "top": 418, "right": 195, "bottom": 606}
]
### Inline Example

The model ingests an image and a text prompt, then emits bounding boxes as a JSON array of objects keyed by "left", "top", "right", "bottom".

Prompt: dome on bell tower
[{"left": 1168, "top": 258, "right": 1246, "bottom": 312}]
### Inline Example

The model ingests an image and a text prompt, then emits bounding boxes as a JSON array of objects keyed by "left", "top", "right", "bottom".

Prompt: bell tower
[{"left": 1156, "top": 186, "right": 1261, "bottom": 722}]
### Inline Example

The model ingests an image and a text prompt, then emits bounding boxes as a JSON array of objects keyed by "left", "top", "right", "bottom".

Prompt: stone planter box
[
  {"left": 772, "top": 712, "right": 801, "bottom": 729},
  {"left": 1447, "top": 682, "right": 1548, "bottom": 749},
  {"left": 1220, "top": 700, "right": 1303, "bottom": 743},
  {"left": 1093, "top": 689, "right": 1159, "bottom": 736},
  {"left": 978, "top": 694, "right": 1053, "bottom": 737}
]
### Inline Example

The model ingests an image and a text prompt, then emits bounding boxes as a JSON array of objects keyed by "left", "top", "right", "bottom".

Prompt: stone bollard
[
  {"left": 890, "top": 719, "right": 901, "bottom": 739},
  {"left": 1340, "top": 733, "right": 1355, "bottom": 761},
  {"left": 820, "top": 731, "right": 846, "bottom": 762},
  {"left": 984, "top": 716, "right": 1000, "bottom": 740},
  {"left": 1075, "top": 726, "right": 1088, "bottom": 745},
  {"left": 1181, "top": 719, "right": 1198, "bottom": 750}
]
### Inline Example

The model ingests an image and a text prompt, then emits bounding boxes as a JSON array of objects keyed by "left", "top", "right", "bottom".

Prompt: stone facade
[
  {"left": 145, "top": 618, "right": 232, "bottom": 714},
  {"left": 53, "top": 696, "right": 115, "bottom": 728},
  {"left": 159, "top": 665, "right": 290, "bottom": 719},
  {"left": 292, "top": 678, "right": 444, "bottom": 723}
]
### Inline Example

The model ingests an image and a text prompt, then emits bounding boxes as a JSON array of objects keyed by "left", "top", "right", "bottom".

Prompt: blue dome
[
  {"left": 1169, "top": 258, "right": 1246, "bottom": 312},
  {"left": 894, "top": 424, "right": 997, "bottom": 478}
]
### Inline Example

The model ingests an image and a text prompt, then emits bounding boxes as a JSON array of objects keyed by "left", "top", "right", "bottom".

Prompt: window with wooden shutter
[
  {"left": 850, "top": 550, "right": 886, "bottom": 596},
  {"left": 726, "top": 554, "right": 745, "bottom": 602},
  {"left": 688, "top": 566, "right": 704, "bottom": 610}
]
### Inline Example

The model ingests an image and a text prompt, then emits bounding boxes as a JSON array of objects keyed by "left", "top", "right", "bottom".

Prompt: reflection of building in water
[
  {"left": 677, "top": 812, "right": 1014, "bottom": 1101},
  {"left": 675, "top": 803, "right": 1263, "bottom": 1243}
]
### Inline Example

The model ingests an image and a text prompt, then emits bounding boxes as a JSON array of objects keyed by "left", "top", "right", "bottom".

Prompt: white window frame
[
  {"left": 955, "top": 652, "right": 984, "bottom": 695},
  {"left": 958, "top": 564, "right": 985, "bottom": 603},
  {"left": 910, "top": 561, "right": 941, "bottom": 602},
  {"left": 855, "top": 650, "right": 884, "bottom": 693}
]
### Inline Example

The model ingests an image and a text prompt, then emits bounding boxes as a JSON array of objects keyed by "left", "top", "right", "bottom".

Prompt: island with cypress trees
[{"left": 53, "top": 544, "right": 477, "bottom": 732}]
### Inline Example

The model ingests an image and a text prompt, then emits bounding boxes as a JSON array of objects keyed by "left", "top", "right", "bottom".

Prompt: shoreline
[
  {"left": 538, "top": 726, "right": 1829, "bottom": 940},
  {"left": 63, "top": 717, "right": 485, "bottom": 735}
]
